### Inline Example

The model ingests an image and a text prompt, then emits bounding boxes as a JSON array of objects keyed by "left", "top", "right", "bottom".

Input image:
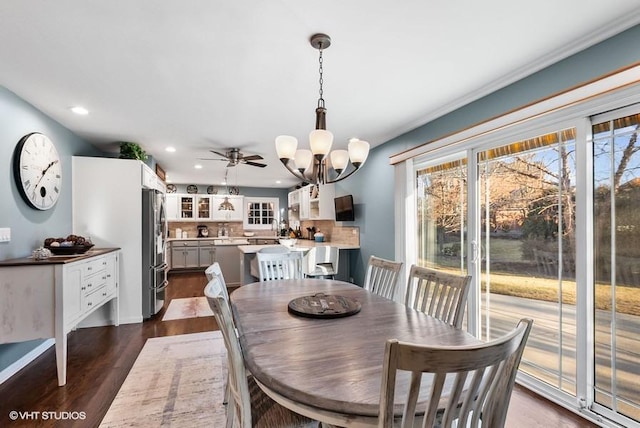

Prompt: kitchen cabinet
[
  {"left": 212, "top": 195, "right": 244, "bottom": 221},
  {"left": 288, "top": 184, "right": 335, "bottom": 220},
  {"left": 0, "top": 249, "right": 120, "bottom": 386},
  {"left": 195, "top": 195, "right": 213, "bottom": 220},
  {"left": 170, "top": 240, "right": 200, "bottom": 268},
  {"left": 198, "top": 240, "right": 217, "bottom": 267},
  {"left": 215, "top": 245, "right": 241, "bottom": 287},
  {"left": 166, "top": 194, "right": 179, "bottom": 220},
  {"left": 166, "top": 194, "right": 244, "bottom": 222}
]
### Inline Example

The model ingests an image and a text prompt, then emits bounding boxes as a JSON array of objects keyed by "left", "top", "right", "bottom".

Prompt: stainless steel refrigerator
[{"left": 142, "top": 189, "right": 168, "bottom": 318}]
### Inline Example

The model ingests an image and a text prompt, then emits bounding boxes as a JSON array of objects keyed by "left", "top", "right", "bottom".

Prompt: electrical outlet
[{"left": 0, "top": 228, "right": 10, "bottom": 243}]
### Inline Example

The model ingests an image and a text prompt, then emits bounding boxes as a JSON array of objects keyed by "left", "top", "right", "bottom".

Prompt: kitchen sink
[{"left": 214, "top": 238, "right": 249, "bottom": 246}]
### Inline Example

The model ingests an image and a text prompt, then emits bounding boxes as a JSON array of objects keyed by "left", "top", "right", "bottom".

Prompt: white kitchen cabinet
[
  {"left": 195, "top": 195, "right": 213, "bottom": 220},
  {"left": 212, "top": 195, "right": 244, "bottom": 221},
  {"left": 166, "top": 194, "right": 179, "bottom": 221},
  {"left": 0, "top": 249, "right": 120, "bottom": 386},
  {"left": 178, "top": 195, "right": 195, "bottom": 220},
  {"left": 289, "top": 184, "right": 335, "bottom": 220}
]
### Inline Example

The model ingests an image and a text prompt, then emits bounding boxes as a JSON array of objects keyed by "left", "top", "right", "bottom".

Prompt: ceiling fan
[{"left": 200, "top": 148, "right": 266, "bottom": 168}]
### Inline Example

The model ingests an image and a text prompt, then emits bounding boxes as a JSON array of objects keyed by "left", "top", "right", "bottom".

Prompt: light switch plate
[{"left": 0, "top": 228, "right": 11, "bottom": 242}]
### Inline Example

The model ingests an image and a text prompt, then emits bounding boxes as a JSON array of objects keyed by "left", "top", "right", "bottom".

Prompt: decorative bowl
[
  {"left": 45, "top": 244, "right": 95, "bottom": 255},
  {"left": 279, "top": 238, "right": 297, "bottom": 247}
]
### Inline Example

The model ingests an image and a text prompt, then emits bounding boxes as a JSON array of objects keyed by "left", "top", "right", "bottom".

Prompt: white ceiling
[{"left": 2, "top": 1, "right": 640, "bottom": 188}]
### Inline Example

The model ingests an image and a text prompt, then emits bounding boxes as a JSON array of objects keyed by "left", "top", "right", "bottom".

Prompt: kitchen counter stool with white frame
[{"left": 0, "top": 248, "right": 120, "bottom": 386}]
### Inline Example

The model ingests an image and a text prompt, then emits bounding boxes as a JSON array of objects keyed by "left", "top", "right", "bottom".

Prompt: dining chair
[
  {"left": 404, "top": 265, "right": 472, "bottom": 329},
  {"left": 379, "top": 318, "right": 533, "bottom": 428},
  {"left": 205, "top": 262, "right": 232, "bottom": 405},
  {"left": 256, "top": 251, "right": 304, "bottom": 281},
  {"left": 204, "top": 276, "right": 316, "bottom": 428},
  {"left": 303, "top": 246, "right": 339, "bottom": 279},
  {"left": 205, "top": 262, "right": 229, "bottom": 299},
  {"left": 363, "top": 255, "right": 403, "bottom": 300}
]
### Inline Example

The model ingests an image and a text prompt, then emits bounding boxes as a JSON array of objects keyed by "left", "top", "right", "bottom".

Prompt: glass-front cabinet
[{"left": 196, "top": 195, "right": 212, "bottom": 220}]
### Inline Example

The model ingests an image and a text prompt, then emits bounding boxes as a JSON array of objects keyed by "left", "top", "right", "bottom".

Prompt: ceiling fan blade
[
  {"left": 244, "top": 161, "right": 267, "bottom": 168},
  {"left": 242, "top": 154, "right": 263, "bottom": 161},
  {"left": 210, "top": 150, "right": 229, "bottom": 158},
  {"left": 198, "top": 157, "right": 226, "bottom": 161}
]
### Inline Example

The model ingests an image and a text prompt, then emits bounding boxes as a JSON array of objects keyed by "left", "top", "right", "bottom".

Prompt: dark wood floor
[{"left": 0, "top": 272, "right": 596, "bottom": 428}]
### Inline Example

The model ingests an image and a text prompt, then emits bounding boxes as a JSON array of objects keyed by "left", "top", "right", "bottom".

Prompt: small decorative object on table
[
  {"left": 32, "top": 247, "right": 52, "bottom": 260},
  {"left": 43, "top": 234, "right": 94, "bottom": 255}
]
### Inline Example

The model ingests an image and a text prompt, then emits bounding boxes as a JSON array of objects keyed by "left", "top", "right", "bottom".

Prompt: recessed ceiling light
[
  {"left": 194, "top": 164, "right": 203, "bottom": 169},
  {"left": 166, "top": 147, "right": 176, "bottom": 152},
  {"left": 221, "top": 181, "right": 227, "bottom": 185},
  {"left": 70, "top": 106, "right": 89, "bottom": 115},
  {"left": 276, "top": 180, "right": 282, "bottom": 184}
]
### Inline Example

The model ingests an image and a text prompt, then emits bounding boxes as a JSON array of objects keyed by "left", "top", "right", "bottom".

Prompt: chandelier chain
[{"left": 317, "top": 44, "right": 325, "bottom": 109}]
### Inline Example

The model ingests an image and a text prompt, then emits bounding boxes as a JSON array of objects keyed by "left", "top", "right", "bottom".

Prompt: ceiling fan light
[
  {"left": 348, "top": 138, "right": 370, "bottom": 165},
  {"left": 309, "top": 129, "right": 333, "bottom": 158},
  {"left": 294, "top": 149, "right": 313, "bottom": 171},
  {"left": 275, "top": 135, "right": 298, "bottom": 160},
  {"left": 330, "top": 150, "right": 349, "bottom": 172}
]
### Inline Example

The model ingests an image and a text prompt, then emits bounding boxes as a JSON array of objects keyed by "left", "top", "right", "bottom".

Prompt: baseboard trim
[{"left": 0, "top": 339, "right": 55, "bottom": 385}]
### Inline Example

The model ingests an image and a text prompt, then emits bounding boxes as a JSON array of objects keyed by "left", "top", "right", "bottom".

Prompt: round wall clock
[{"left": 13, "top": 132, "right": 62, "bottom": 210}]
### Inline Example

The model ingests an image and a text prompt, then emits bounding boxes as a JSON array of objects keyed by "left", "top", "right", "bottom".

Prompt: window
[{"left": 243, "top": 197, "right": 279, "bottom": 230}]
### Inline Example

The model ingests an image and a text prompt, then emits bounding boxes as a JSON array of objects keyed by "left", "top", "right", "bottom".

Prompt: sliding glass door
[
  {"left": 476, "top": 129, "right": 577, "bottom": 394},
  {"left": 592, "top": 108, "right": 640, "bottom": 423}
]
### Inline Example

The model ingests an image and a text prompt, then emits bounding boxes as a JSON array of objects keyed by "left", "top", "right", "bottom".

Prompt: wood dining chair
[
  {"left": 257, "top": 251, "right": 304, "bottom": 281},
  {"left": 205, "top": 262, "right": 229, "bottom": 299},
  {"left": 363, "top": 255, "right": 403, "bottom": 300},
  {"left": 379, "top": 318, "right": 533, "bottom": 428},
  {"left": 404, "top": 265, "right": 472, "bottom": 329},
  {"left": 205, "top": 262, "right": 232, "bottom": 405},
  {"left": 303, "top": 246, "right": 339, "bottom": 279},
  {"left": 204, "top": 276, "right": 316, "bottom": 428}
]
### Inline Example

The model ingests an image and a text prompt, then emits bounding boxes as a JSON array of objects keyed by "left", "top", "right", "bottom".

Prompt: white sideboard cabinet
[{"left": 0, "top": 249, "right": 120, "bottom": 386}]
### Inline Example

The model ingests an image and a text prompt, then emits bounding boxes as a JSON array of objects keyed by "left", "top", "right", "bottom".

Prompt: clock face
[{"left": 13, "top": 133, "right": 62, "bottom": 210}]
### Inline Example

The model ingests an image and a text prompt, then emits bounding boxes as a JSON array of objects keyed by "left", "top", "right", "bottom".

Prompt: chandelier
[{"left": 276, "top": 33, "right": 370, "bottom": 185}]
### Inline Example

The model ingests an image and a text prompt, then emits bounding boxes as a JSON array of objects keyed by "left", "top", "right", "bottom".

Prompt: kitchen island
[{"left": 239, "top": 240, "right": 360, "bottom": 284}]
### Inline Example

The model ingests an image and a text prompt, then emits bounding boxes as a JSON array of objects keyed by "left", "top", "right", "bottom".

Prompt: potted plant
[{"left": 119, "top": 142, "right": 147, "bottom": 160}]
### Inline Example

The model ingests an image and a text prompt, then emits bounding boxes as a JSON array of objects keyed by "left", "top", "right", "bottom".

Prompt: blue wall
[
  {"left": 340, "top": 24, "right": 640, "bottom": 285},
  {"left": 0, "top": 86, "right": 103, "bottom": 373}
]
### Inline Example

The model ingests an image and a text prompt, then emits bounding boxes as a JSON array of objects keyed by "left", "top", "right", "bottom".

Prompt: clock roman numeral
[
  {"left": 24, "top": 180, "right": 31, "bottom": 190},
  {"left": 54, "top": 186, "right": 59, "bottom": 193}
]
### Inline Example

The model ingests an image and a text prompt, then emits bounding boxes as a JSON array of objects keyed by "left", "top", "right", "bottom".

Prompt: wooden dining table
[{"left": 230, "top": 279, "right": 482, "bottom": 427}]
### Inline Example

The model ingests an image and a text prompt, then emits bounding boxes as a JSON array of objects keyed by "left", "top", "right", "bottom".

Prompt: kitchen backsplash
[{"left": 167, "top": 220, "right": 359, "bottom": 246}]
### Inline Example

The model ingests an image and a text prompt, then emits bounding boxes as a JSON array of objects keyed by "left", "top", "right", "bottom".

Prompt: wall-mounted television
[{"left": 334, "top": 195, "right": 355, "bottom": 221}]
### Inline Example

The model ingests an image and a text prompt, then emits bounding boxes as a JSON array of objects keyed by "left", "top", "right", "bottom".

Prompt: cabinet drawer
[
  {"left": 198, "top": 240, "right": 216, "bottom": 248},
  {"left": 83, "top": 271, "right": 107, "bottom": 295},
  {"left": 83, "top": 258, "right": 107, "bottom": 276},
  {"left": 172, "top": 241, "right": 199, "bottom": 247},
  {"left": 85, "top": 286, "right": 110, "bottom": 311}
]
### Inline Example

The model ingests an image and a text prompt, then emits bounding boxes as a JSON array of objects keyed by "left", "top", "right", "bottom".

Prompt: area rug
[
  {"left": 162, "top": 297, "right": 214, "bottom": 321},
  {"left": 99, "top": 331, "right": 227, "bottom": 427}
]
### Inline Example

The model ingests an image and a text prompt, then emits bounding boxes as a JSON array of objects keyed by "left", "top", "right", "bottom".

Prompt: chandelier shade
[{"left": 275, "top": 33, "right": 370, "bottom": 185}]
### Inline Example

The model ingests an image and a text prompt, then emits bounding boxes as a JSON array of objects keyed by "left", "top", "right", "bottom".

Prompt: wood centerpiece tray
[{"left": 288, "top": 293, "right": 361, "bottom": 319}]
